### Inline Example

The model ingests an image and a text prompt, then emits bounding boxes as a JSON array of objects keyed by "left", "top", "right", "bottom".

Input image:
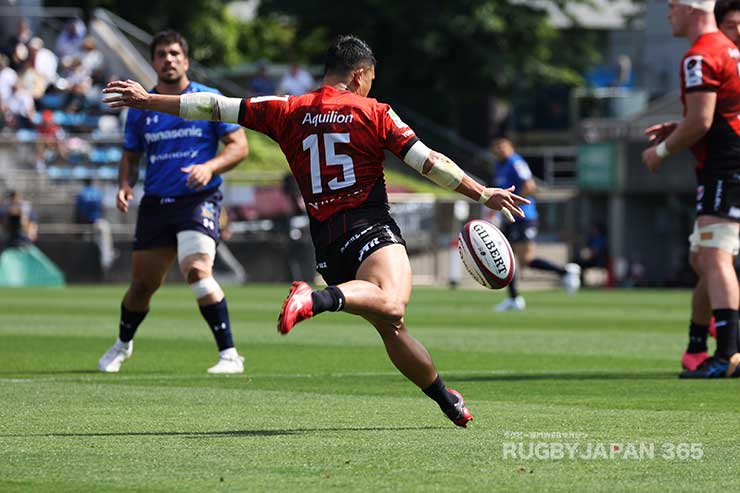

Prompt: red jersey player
[
  {"left": 643, "top": 0, "right": 740, "bottom": 378},
  {"left": 104, "top": 35, "right": 529, "bottom": 425}
]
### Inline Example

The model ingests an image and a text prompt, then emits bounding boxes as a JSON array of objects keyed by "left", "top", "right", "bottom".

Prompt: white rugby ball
[{"left": 458, "top": 219, "right": 515, "bottom": 289}]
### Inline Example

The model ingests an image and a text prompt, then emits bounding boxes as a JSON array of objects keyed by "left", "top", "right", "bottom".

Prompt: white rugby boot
[
  {"left": 98, "top": 339, "right": 133, "bottom": 373},
  {"left": 563, "top": 263, "right": 582, "bottom": 294},
  {"left": 207, "top": 348, "right": 245, "bottom": 374},
  {"left": 494, "top": 296, "right": 526, "bottom": 312}
]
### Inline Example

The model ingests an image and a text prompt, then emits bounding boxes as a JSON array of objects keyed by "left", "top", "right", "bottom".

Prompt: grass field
[{"left": 1, "top": 285, "right": 739, "bottom": 492}]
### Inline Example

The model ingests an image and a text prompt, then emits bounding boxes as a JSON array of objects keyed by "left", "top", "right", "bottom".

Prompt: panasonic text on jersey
[{"left": 144, "top": 127, "right": 203, "bottom": 143}]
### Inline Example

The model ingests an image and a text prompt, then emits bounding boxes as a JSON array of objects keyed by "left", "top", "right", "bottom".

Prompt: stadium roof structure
[{"left": 511, "top": 0, "right": 644, "bottom": 30}]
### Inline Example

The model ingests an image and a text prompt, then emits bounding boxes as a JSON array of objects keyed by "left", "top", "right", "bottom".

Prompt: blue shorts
[
  {"left": 133, "top": 189, "right": 222, "bottom": 250},
  {"left": 502, "top": 219, "right": 539, "bottom": 244}
]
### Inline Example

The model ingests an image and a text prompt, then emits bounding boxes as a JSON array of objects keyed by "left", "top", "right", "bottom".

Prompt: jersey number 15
[{"left": 302, "top": 133, "right": 356, "bottom": 194}]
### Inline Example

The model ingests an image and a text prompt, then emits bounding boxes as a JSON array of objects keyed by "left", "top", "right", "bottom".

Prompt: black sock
[
  {"left": 119, "top": 303, "right": 148, "bottom": 343},
  {"left": 199, "top": 298, "right": 234, "bottom": 351},
  {"left": 713, "top": 309, "right": 739, "bottom": 360},
  {"left": 529, "top": 258, "right": 566, "bottom": 276},
  {"left": 422, "top": 375, "right": 457, "bottom": 414},
  {"left": 311, "top": 286, "right": 345, "bottom": 315},
  {"left": 507, "top": 276, "right": 519, "bottom": 299},
  {"left": 687, "top": 321, "right": 709, "bottom": 353}
]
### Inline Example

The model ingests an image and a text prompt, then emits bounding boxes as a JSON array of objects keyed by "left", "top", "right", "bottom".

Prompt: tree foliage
[
  {"left": 259, "top": 0, "right": 610, "bottom": 128},
  {"left": 48, "top": 0, "right": 628, "bottom": 138}
]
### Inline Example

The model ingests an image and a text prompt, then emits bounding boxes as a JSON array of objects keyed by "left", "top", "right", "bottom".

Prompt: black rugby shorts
[{"left": 315, "top": 219, "right": 406, "bottom": 285}]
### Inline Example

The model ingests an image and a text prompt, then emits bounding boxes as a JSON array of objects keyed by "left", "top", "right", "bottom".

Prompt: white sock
[{"left": 219, "top": 347, "right": 238, "bottom": 359}]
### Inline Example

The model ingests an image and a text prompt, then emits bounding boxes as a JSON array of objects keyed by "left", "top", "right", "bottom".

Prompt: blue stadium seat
[
  {"left": 97, "top": 166, "right": 118, "bottom": 180},
  {"left": 38, "top": 94, "right": 64, "bottom": 110},
  {"left": 15, "top": 129, "right": 38, "bottom": 142}
]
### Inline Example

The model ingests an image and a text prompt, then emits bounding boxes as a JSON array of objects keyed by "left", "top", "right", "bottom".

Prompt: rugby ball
[{"left": 458, "top": 220, "right": 515, "bottom": 289}]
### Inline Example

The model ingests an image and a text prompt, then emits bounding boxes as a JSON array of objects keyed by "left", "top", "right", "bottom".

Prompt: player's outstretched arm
[
  {"left": 403, "top": 141, "right": 529, "bottom": 222},
  {"left": 103, "top": 80, "right": 243, "bottom": 124},
  {"left": 103, "top": 80, "right": 180, "bottom": 115}
]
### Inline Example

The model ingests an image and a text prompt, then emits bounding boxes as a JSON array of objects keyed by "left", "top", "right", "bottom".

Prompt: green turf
[{"left": 1, "top": 286, "right": 738, "bottom": 492}]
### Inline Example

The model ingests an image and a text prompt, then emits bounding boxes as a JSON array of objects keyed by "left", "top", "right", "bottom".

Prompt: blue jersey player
[
  {"left": 490, "top": 138, "right": 580, "bottom": 311},
  {"left": 98, "top": 31, "right": 249, "bottom": 373}
]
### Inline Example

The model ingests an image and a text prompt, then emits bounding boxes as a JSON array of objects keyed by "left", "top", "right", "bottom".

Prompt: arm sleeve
[
  {"left": 377, "top": 104, "right": 419, "bottom": 159},
  {"left": 208, "top": 88, "right": 242, "bottom": 137},
  {"left": 238, "top": 95, "right": 290, "bottom": 141},
  {"left": 123, "top": 108, "right": 144, "bottom": 152},
  {"left": 683, "top": 52, "right": 720, "bottom": 93},
  {"left": 513, "top": 159, "right": 533, "bottom": 181}
]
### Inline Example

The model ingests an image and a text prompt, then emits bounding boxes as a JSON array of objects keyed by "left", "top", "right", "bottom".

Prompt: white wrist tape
[
  {"left": 656, "top": 142, "right": 670, "bottom": 159},
  {"left": 403, "top": 141, "right": 431, "bottom": 173},
  {"left": 478, "top": 188, "right": 493, "bottom": 204},
  {"left": 190, "top": 276, "right": 221, "bottom": 299},
  {"left": 179, "top": 92, "right": 242, "bottom": 123}
]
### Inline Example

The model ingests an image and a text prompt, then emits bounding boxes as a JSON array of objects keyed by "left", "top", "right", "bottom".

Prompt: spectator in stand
[
  {"left": 5, "top": 19, "right": 33, "bottom": 59},
  {"left": 60, "top": 57, "right": 91, "bottom": 111},
  {"left": 574, "top": 222, "right": 610, "bottom": 286},
  {"left": 0, "top": 54, "right": 17, "bottom": 115},
  {"left": 75, "top": 178, "right": 115, "bottom": 272},
  {"left": 5, "top": 81, "right": 35, "bottom": 129},
  {"left": 276, "top": 62, "right": 315, "bottom": 96},
  {"left": 18, "top": 47, "right": 47, "bottom": 101},
  {"left": 248, "top": 61, "right": 275, "bottom": 96},
  {"left": 75, "top": 178, "right": 103, "bottom": 224},
  {"left": 9, "top": 42, "right": 28, "bottom": 73},
  {"left": 55, "top": 18, "right": 86, "bottom": 59},
  {"left": 79, "top": 36, "right": 103, "bottom": 76},
  {"left": 35, "top": 109, "right": 67, "bottom": 172},
  {"left": 28, "top": 37, "right": 58, "bottom": 89},
  {"left": 2, "top": 190, "right": 37, "bottom": 248}
]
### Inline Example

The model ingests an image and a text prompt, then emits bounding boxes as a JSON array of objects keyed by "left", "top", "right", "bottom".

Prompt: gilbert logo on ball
[{"left": 458, "top": 219, "right": 515, "bottom": 289}]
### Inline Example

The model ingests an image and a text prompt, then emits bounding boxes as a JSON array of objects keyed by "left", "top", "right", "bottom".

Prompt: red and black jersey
[
  {"left": 680, "top": 31, "right": 740, "bottom": 177},
  {"left": 238, "top": 85, "right": 418, "bottom": 245}
]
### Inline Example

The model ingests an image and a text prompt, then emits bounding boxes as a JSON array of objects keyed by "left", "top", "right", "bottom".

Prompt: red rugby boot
[
  {"left": 681, "top": 350, "right": 709, "bottom": 371},
  {"left": 277, "top": 281, "right": 314, "bottom": 335},
  {"left": 446, "top": 389, "right": 474, "bottom": 428}
]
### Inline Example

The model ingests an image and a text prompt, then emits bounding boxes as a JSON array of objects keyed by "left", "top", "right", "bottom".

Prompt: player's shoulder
[
  {"left": 687, "top": 32, "right": 734, "bottom": 57},
  {"left": 124, "top": 106, "right": 145, "bottom": 124},
  {"left": 360, "top": 94, "right": 389, "bottom": 112},
  {"left": 511, "top": 153, "right": 529, "bottom": 166},
  {"left": 186, "top": 81, "right": 223, "bottom": 95}
]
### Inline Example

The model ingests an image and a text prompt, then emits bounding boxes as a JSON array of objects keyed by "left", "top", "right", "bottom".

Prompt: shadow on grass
[
  {"left": 2, "top": 426, "right": 443, "bottom": 438},
  {"left": 444, "top": 370, "right": 677, "bottom": 382}
]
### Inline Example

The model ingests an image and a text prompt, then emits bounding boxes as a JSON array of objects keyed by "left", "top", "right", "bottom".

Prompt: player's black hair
[
  {"left": 324, "top": 35, "right": 376, "bottom": 76},
  {"left": 715, "top": 0, "right": 740, "bottom": 24},
  {"left": 149, "top": 30, "right": 189, "bottom": 60}
]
